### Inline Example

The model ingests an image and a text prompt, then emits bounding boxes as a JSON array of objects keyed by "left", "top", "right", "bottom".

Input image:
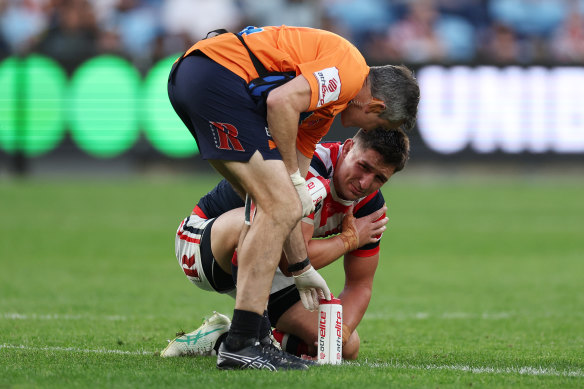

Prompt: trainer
[{"left": 167, "top": 25, "right": 419, "bottom": 371}]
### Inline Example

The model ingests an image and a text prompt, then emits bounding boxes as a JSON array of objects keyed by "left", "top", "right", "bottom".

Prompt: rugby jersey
[
  {"left": 192, "top": 179, "right": 244, "bottom": 219},
  {"left": 184, "top": 25, "right": 369, "bottom": 158}
]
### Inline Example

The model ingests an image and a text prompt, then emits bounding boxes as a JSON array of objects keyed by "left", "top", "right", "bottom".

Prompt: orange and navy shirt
[{"left": 185, "top": 26, "right": 370, "bottom": 158}]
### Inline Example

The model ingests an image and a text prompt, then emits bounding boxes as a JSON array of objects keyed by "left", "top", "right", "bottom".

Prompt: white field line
[
  {"left": 363, "top": 312, "right": 517, "bottom": 320},
  {"left": 2, "top": 313, "right": 131, "bottom": 321},
  {"left": 365, "top": 311, "right": 584, "bottom": 320},
  {"left": 4, "top": 311, "right": 582, "bottom": 323},
  {"left": 0, "top": 343, "right": 154, "bottom": 355},
  {"left": 3, "top": 312, "right": 518, "bottom": 322},
  {"left": 1, "top": 343, "right": 582, "bottom": 378},
  {"left": 346, "top": 360, "right": 584, "bottom": 378}
]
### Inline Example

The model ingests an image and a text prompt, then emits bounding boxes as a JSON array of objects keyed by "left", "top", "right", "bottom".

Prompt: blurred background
[{"left": 0, "top": 0, "right": 583, "bottom": 176}]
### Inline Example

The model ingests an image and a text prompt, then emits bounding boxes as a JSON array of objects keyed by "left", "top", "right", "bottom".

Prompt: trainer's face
[
  {"left": 340, "top": 105, "right": 395, "bottom": 131},
  {"left": 334, "top": 140, "right": 395, "bottom": 201}
]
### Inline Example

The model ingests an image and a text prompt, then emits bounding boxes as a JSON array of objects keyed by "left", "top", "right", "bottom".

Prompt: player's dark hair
[
  {"left": 353, "top": 128, "right": 410, "bottom": 173},
  {"left": 369, "top": 65, "right": 420, "bottom": 131}
]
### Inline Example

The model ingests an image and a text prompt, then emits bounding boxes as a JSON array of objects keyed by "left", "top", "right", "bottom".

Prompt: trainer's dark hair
[
  {"left": 353, "top": 128, "right": 410, "bottom": 173},
  {"left": 368, "top": 65, "right": 420, "bottom": 131}
]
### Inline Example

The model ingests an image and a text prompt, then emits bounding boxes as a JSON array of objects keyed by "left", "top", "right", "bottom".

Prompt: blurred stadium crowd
[{"left": 1, "top": 0, "right": 584, "bottom": 72}]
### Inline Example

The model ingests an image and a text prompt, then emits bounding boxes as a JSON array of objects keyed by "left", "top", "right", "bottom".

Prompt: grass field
[{"left": 1, "top": 171, "right": 583, "bottom": 388}]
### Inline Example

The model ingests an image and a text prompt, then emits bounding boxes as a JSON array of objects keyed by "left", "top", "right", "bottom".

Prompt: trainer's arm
[
  {"left": 279, "top": 221, "right": 336, "bottom": 276},
  {"left": 338, "top": 252, "right": 379, "bottom": 335},
  {"left": 266, "top": 75, "right": 312, "bottom": 175}
]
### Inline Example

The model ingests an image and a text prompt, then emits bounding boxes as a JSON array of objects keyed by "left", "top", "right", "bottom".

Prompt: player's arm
[
  {"left": 338, "top": 251, "right": 379, "bottom": 337},
  {"left": 336, "top": 203, "right": 386, "bottom": 334},
  {"left": 299, "top": 221, "right": 349, "bottom": 271},
  {"left": 300, "top": 205, "right": 388, "bottom": 271}
]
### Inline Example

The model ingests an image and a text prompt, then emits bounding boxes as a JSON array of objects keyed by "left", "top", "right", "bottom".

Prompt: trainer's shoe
[
  {"left": 259, "top": 334, "right": 317, "bottom": 367},
  {"left": 160, "top": 311, "right": 231, "bottom": 357},
  {"left": 217, "top": 342, "right": 308, "bottom": 371},
  {"left": 259, "top": 332, "right": 281, "bottom": 350}
]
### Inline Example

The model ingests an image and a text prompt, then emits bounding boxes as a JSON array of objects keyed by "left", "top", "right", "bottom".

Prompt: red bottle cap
[{"left": 319, "top": 298, "right": 341, "bottom": 305}]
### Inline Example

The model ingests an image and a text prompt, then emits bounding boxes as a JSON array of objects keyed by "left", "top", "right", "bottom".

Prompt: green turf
[{"left": 1, "top": 172, "right": 583, "bottom": 388}]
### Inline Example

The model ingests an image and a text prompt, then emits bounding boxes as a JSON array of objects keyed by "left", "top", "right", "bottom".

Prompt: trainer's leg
[
  {"left": 210, "top": 152, "right": 306, "bottom": 358},
  {"left": 210, "top": 153, "right": 304, "bottom": 315},
  {"left": 212, "top": 153, "right": 313, "bottom": 370}
]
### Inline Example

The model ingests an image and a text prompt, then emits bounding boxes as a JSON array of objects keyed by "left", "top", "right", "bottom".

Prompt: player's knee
[{"left": 342, "top": 330, "right": 360, "bottom": 360}]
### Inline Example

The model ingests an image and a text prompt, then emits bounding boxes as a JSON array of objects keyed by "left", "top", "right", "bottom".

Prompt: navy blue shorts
[{"left": 168, "top": 54, "right": 282, "bottom": 162}]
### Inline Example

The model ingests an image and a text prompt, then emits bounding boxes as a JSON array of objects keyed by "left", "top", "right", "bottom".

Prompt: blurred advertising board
[{"left": 1, "top": 55, "right": 583, "bottom": 164}]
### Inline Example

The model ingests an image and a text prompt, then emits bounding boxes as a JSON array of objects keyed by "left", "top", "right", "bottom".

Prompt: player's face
[{"left": 334, "top": 143, "right": 395, "bottom": 201}]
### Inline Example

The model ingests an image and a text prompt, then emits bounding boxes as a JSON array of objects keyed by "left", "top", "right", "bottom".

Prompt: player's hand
[
  {"left": 339, "top": 206, "right": 360, "bottom": 252},
  {"left": 354, "top": 204, "right": 388, "bottom": 245},
  {"left": 293, "top": 266, "right": 331, "bottom": 311},
  {"left": 342, "top": 324, "right": 351, "bottom": 347},
  {"left": 290, "top": 170, "right": 315, "bottom": 217}
]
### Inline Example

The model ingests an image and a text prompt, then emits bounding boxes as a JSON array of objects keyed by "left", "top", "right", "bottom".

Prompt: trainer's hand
[
  {"left": 290, "top": 170, "right": 315, "bottom": 217},
  {"left": 293, "top": 266, "right": 331, "bottom": 311}
]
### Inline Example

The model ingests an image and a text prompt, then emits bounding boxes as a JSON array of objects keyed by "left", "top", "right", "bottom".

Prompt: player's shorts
[
  {"left": 168, "top": 53, "right": 282, "bottom": 162},
  {"left": 267, "top": 269, "right": 301, "bottom": 327},
  {"left": 175, "top": 215, "right": 236, "bottom": 296}
]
